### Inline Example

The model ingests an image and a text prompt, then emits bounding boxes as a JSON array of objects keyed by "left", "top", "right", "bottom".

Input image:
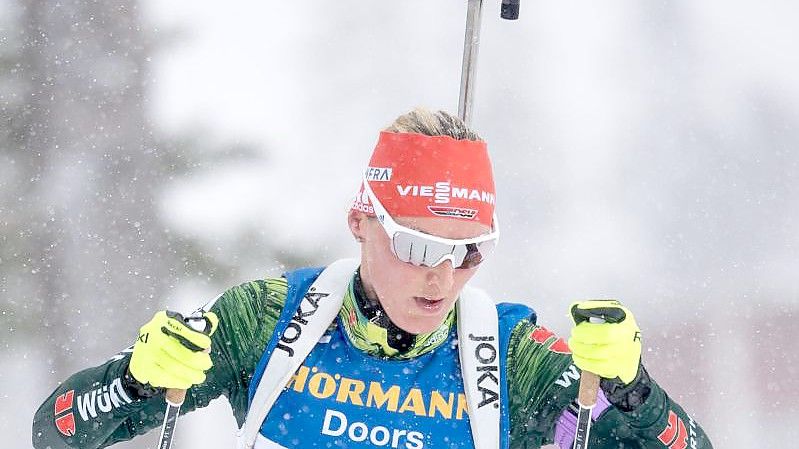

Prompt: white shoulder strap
[
  {"left": 236, "top": 258, "right": 359, "bottom": 449},
  {"left": 458, "top": 285, "right": 501, "bottom": 449}
]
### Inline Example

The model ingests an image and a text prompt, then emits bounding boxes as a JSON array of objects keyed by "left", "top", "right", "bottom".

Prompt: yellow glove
[
  {"left": 568, "top": 300, "right": 641, "bottom": 384},
  {"left": 129, "top": 310, "right": 219, "bottom": 390}
]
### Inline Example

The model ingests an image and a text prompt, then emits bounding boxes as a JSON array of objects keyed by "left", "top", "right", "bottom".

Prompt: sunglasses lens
[
  {"left": 390, "top": 232, "right": 496, "bottom": 269},
  {"left": 459, "top": 239, "right": 497, "bottom": 269},
  {"left": 391, "top": 232, "right": 445, "bottom": 265}
]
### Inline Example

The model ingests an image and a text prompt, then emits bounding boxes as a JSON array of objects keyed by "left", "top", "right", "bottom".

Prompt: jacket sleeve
[
  {"left": 588, "top": 375, "right": 713, "bottom": 449},
  {"left": 32, "top": 278, "right": 287, "bottom": 449},
  {"left": 506, "top": 319, "right": 713, "bottom": 449}
]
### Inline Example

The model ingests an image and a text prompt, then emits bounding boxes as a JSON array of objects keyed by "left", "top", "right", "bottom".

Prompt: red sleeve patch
[
  {"left": 54, "top": 390, "right": 76, "bottom": 437},
  {"left": 54, "top": 390, "right": 74, "bottom": 415},
  {"left": 658, "top": 410, "right": 688, "bottom": 449},
  {"left": 529, "top": 326, "right": 571, "bottom": 354},
  {"left": 55, "top": 413, "right": 76, "bottom": 437}
]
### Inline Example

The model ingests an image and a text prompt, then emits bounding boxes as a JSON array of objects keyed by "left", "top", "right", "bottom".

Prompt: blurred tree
[
  {"left": 0, "top": 0, "right": 271, "bottom": 382},
  {"left": 4, "top": 0, "right": 175, "bottom": 373}
]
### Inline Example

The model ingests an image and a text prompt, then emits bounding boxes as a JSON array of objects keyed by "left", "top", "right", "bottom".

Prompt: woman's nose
[{"left": 426, "top": 259, "right": 455, "bottom": 293}]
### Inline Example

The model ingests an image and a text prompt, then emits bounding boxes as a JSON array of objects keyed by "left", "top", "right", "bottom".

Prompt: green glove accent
[
  {"left": 568, "top": 299, "right": 642, "bottom": 384},
  {"left": 129, "top": 310, "right": 219, "bottom": 389}
]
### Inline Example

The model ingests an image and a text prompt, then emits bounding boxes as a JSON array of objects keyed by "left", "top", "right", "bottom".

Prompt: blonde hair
[{"left": 383, "top": 108, "right": 483, "bottom": 142}]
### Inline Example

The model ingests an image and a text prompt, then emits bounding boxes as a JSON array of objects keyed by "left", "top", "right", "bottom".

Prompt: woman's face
[{"left": 350, "top": 211, "right": 491, "bottom": 334}]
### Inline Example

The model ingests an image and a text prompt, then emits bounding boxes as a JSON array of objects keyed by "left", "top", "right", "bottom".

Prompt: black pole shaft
[{"left": 158, "top": 402, "right": 182, "bottom": 449}]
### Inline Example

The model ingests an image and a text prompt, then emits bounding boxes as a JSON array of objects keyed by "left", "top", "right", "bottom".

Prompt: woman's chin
[{"left": 393, "top": 307, "right": 450, "bottom": 334}]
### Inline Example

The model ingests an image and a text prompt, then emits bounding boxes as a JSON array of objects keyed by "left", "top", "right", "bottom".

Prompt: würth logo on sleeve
[
  {"left": 276, "top": 288, "right": 330, "bottom": 357},
  {"left": 468, "top": 333, "right": 500, "bottom": 409},
  {"left": 53, "top": 390, "right": 76, "bottom": 437},
  {"left": 52, "top": 379, "right": 133, "bottom": 437},
  {"left": 76, "top": 379, "right": 133, "bottom": 422}
]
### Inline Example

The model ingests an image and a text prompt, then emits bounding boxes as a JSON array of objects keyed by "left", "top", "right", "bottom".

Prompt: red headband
[{"left": 351, "top": 132, "right": 495, "bottom": 227}]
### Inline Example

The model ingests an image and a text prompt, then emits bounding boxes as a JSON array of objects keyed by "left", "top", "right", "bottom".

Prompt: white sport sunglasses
[{"left": 361, "top": 177, "right": 499, "bottom": 269}]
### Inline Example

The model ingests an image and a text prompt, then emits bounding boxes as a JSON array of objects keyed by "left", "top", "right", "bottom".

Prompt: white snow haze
[{"left": 2, "top": 1, "right": 797, "bottom": 448}]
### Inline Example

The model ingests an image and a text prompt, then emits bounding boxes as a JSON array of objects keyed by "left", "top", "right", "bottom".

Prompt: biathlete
[{"left": 33, "top": 108, "right": 713, "bottom": 449}]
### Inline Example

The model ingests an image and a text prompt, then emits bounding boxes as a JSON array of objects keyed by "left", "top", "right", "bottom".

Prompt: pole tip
[{"left": 501, "top": 0, "right": 520, "bottom": 20}]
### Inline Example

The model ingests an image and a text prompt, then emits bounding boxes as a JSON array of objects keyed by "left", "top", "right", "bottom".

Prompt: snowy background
[{"left": 2, "top": 0, "right": 798, "bottom": 448}]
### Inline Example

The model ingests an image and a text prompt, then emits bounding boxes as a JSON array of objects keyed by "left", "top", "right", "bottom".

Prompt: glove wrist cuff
[
  {"left": 123, "top": 365, "right": 164, "bottom": 399},
  {"left": 600, "top": 363, "right": 651, "bottom": 412}
]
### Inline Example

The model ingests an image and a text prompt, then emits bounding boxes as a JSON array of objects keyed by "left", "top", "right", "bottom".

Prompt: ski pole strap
[{"left": 554, "top": 391, "right": 611, "bottom": 449}]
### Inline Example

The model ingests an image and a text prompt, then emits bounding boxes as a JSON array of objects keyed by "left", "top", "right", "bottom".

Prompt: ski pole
[
  {"left": 458, "top": 0, "right": 522, "bottom": 125},
  {"left": 157, "top": 313, "right": 214, "bottom": 449},
  {"left": 571, "top": 306, "right": 627, "bottom": 449}
]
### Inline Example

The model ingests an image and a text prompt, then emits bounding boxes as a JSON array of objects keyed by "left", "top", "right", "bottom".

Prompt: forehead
[{"left": 394, "top": 216, "right": 491, "bottom": 240}]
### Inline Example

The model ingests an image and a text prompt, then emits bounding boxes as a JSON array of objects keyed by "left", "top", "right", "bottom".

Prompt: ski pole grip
[
  {"left": 578, "top": 371, "right": 600, "bottom": 408},
  {"left": 577, "top": 315, "right": 605, "bottom": 408},
  {"left": 164, "top": 343, "right": 211, "bottom": 406},
  {"left": 164, "top": 313, "right": 213, "bottom": 406},
  {"left": 165, "top": 388, "right": 187, "bottom": 406}
]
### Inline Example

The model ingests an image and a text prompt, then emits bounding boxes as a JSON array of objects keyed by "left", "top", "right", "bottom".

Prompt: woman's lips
[{"left": 413, "top": 296, "right": 445, "bottom": 314}]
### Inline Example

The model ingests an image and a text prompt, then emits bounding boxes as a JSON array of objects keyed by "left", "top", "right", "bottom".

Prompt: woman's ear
[{"left": 348, "top": 210, "right": 368, "bottom": 243}]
